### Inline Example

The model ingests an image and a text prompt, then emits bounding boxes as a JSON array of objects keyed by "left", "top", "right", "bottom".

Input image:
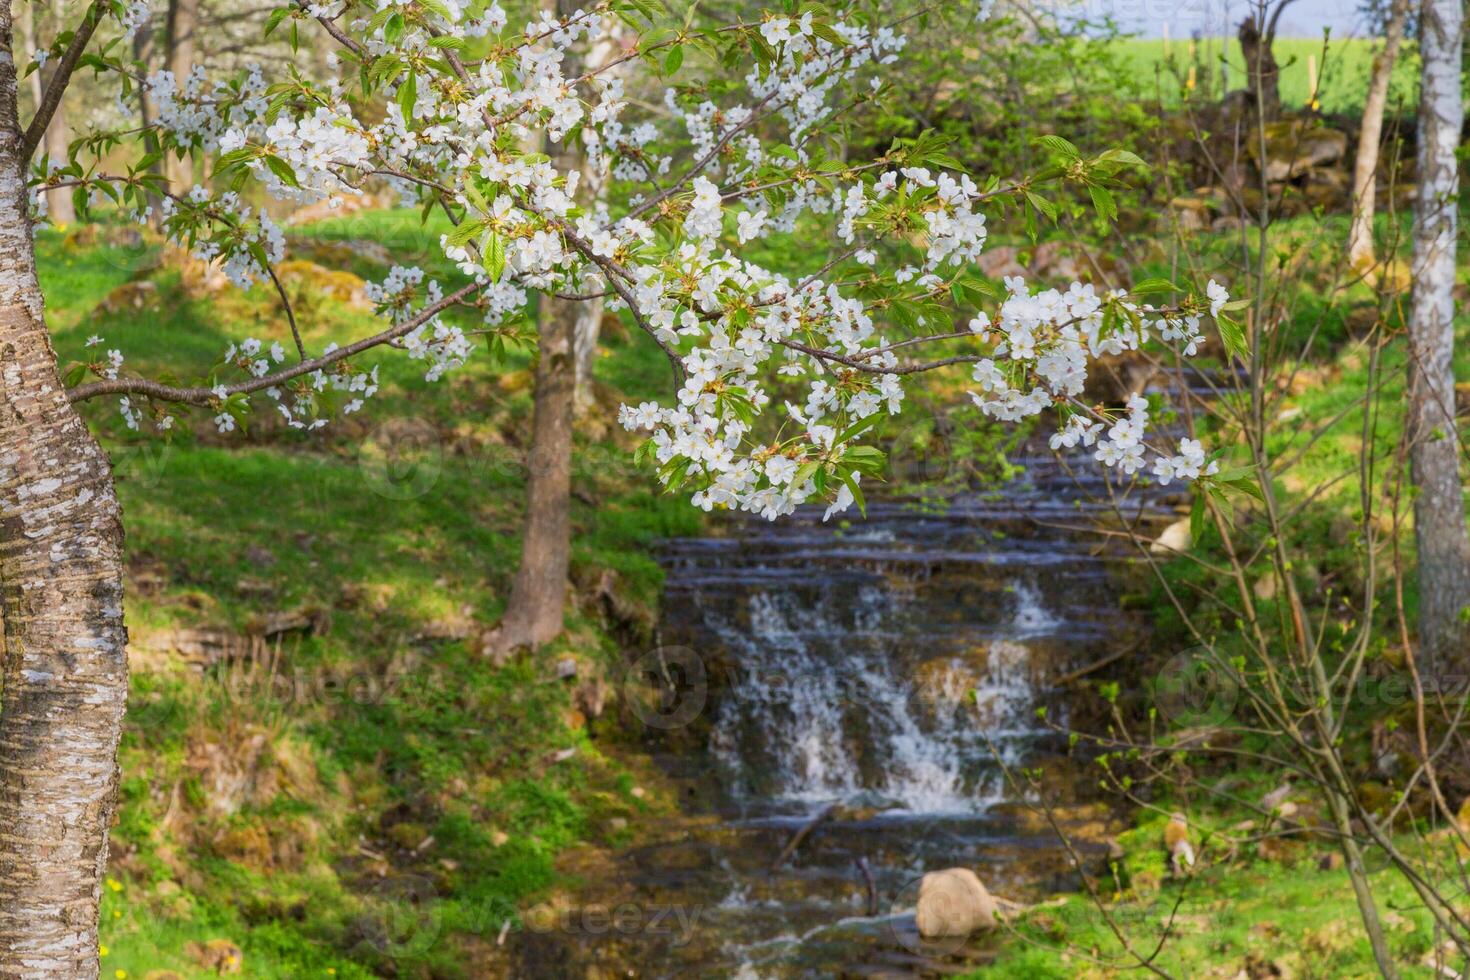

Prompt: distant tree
[
  {"left": 1238, "top": 0, "right": 1300, "bottom": 118},
  {"left": 1346, "top": 0, "right": 1410, "bottom": 273}
]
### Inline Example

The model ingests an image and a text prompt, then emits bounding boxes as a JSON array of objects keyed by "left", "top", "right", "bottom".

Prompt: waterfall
[{"left": 697, "top": 565, "right": 1056, "bottom": 814}]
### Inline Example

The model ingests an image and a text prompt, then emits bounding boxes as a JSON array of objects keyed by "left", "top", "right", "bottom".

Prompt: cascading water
[
  {"left": 613, "top": 447, "right": 1175, "bottom": 977},
  {"left": 517, "top": 444, "right": 1188, "bottom": 979},
  {"left": 702, "top": 577, "right": 1048, "bottom": 813}
]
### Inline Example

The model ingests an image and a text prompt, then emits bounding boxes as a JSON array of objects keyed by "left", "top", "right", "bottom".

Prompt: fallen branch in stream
[
  {"left": 771, "top": 802, "right": 838, "bottom": 872},
  {"left": 1052, "top": 639, "right": 1144, "bottom": 687},
  {"left": 854, "top": 856, "right": 879, "bottom": 916}
]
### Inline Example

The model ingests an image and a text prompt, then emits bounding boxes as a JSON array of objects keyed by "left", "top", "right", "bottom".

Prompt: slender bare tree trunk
[
  {"left": 0, "top": 2, "right": 129, "bottom": 974},
  {"left": 35, "top": 0, "right": 72, "bottom": 224},
  {"left": 572, "top": 296, "right": 604, "bottom": 413},
  {"left": 489, "top": 294, "right": 577, "bottom": 653},
  {"left": 1408, "top": 0, "right": 1470, "bottom": 672},
  {"left": 569, "top": 21, "right": 624, "bottom": 413},
  {"left": 1347, "top": 0, "right": 1410, "bottom": 272},
  {"left": 163, "top": 0, "right": 198, "bottom": 192}
]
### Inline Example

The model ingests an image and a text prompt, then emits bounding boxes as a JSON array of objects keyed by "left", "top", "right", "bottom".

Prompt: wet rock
[
  {"left": 915, "top": 868, "right": 997, "bottom": 938},
  {"left": 1150, "top": 518, "right": 1192, "bottom": 556}
]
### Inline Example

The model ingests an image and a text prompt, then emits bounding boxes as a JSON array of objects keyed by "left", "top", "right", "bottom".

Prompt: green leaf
[
  {"left": 1131, "top": 277, "right": 1183, "bottom": 295},
  {"left": 663, "top": 43, "right": 684, "bottom": 75},
  {"left": 1098, "top": 148, "right": 1149, "bottom": 170},
  {"left": 397, "top": 72, "right": 417, "bottom": 121},
  {"left": 1087, "top": 184, "right": 1116, "bottom": 223},
  {"left": 1189, "top": 491, "right": 1207, "bottom": 545},
  {"left": 1216, "top": 312, "right": 1249, "bottom": 362},
  {"left": 264, "top": 7, "right": 291, "bottom": 39},
  {"left": 484, "top": 231, "right": 506, "bottom": 281},
  {"left": 1035, "top": 134, "right": 1080, "bottom": 160},
  {"left": 1025, "top": 191, "right": 1057, "bottom": 223},
  {"left": 444, "top": 218, "right": 485, "bottom": 247},
  {"left": 837, "top": 412, "right": 883, "bottom": 447},
  {"left": 263, "top": 154, "right": 299, "bottom": 188}
]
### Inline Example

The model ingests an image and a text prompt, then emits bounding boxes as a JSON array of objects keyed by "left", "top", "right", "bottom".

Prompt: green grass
[
  {"left": 1107, "top": 36, "right": 1421, "bottom": 116},
  {"left": 39, "top": 213, "right": 699, "bottom": 977},
  {"left": 977, "top": 814, "right": 1443, "bottom": 978}
]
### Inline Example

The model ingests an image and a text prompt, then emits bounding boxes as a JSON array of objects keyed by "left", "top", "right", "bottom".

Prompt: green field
[{"left": 1108, "top": 36, "right": 1421, "bottom": 116}]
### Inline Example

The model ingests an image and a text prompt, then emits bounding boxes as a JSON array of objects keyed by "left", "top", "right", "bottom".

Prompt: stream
[{"left": 521, "top": 440, "right": 1186, "bottom": 978}]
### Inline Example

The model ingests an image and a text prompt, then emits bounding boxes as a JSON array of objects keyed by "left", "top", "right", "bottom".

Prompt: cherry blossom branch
[{"left": 68, "top": 282, "right": 479, "bottom": 405}]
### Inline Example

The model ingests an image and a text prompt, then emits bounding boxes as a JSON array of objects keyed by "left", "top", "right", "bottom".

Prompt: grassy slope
[
  {"left": 43, "top": 215, "right": 699, "bottom": 977},
  {"left": 979, "top": 808, "right": 1443, "bottom": 978}
]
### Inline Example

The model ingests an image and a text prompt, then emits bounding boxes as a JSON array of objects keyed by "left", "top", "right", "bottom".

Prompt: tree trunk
[
  {"left": 488, "top": 294, "right": 577, "bottom": 654},
  {"left": 572, "top": 296, "right": 604, "bottom": 413},
  {"left": 0, "top": 2, "right": 129, "bottom": 974},
  {"left": 1238, "top": 15, "right": 1281, "bottom": 119},
  {"left": 163, "top": 0, "right": 198, "bottom": 192},
  {"left": 1408, "top": 0, "right": 1470, "bottom": 673},
  {"left": 1347, "top": 0, "right": 1410, "bottom": 273},
  {"left": 36, "top": 0, "right": 73, "bottom": 225}
]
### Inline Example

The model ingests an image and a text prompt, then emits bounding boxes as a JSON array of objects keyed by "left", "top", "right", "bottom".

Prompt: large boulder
[
  {"left": 915, "top": 868, "right": 997, "bottom": 939},
  {"left": 1249, "top": 118, "right": 1348, "bottom": 182}
]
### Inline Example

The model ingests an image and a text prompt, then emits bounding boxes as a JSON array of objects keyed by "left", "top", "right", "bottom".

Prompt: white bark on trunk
[
  {"left": 1408, "top": 0, "right": 1470, "bottom": 670},
  {"left": 0, "top": 4, "right": 128, "bottom": 975},
  {"left": 1346, "top": 0, "right": 1409, "bottom": 272}
]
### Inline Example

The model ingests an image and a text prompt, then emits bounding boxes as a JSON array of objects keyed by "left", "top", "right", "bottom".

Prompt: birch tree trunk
[
  {"left": 1408, "top": 0, "right": 1470, "bottom": 672},
  {"left": 1346, "top": 0, "right": 1410, "bottom": 272},
  {"left": 0, "top": 1, "right": 130, "bottom": 974}
]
